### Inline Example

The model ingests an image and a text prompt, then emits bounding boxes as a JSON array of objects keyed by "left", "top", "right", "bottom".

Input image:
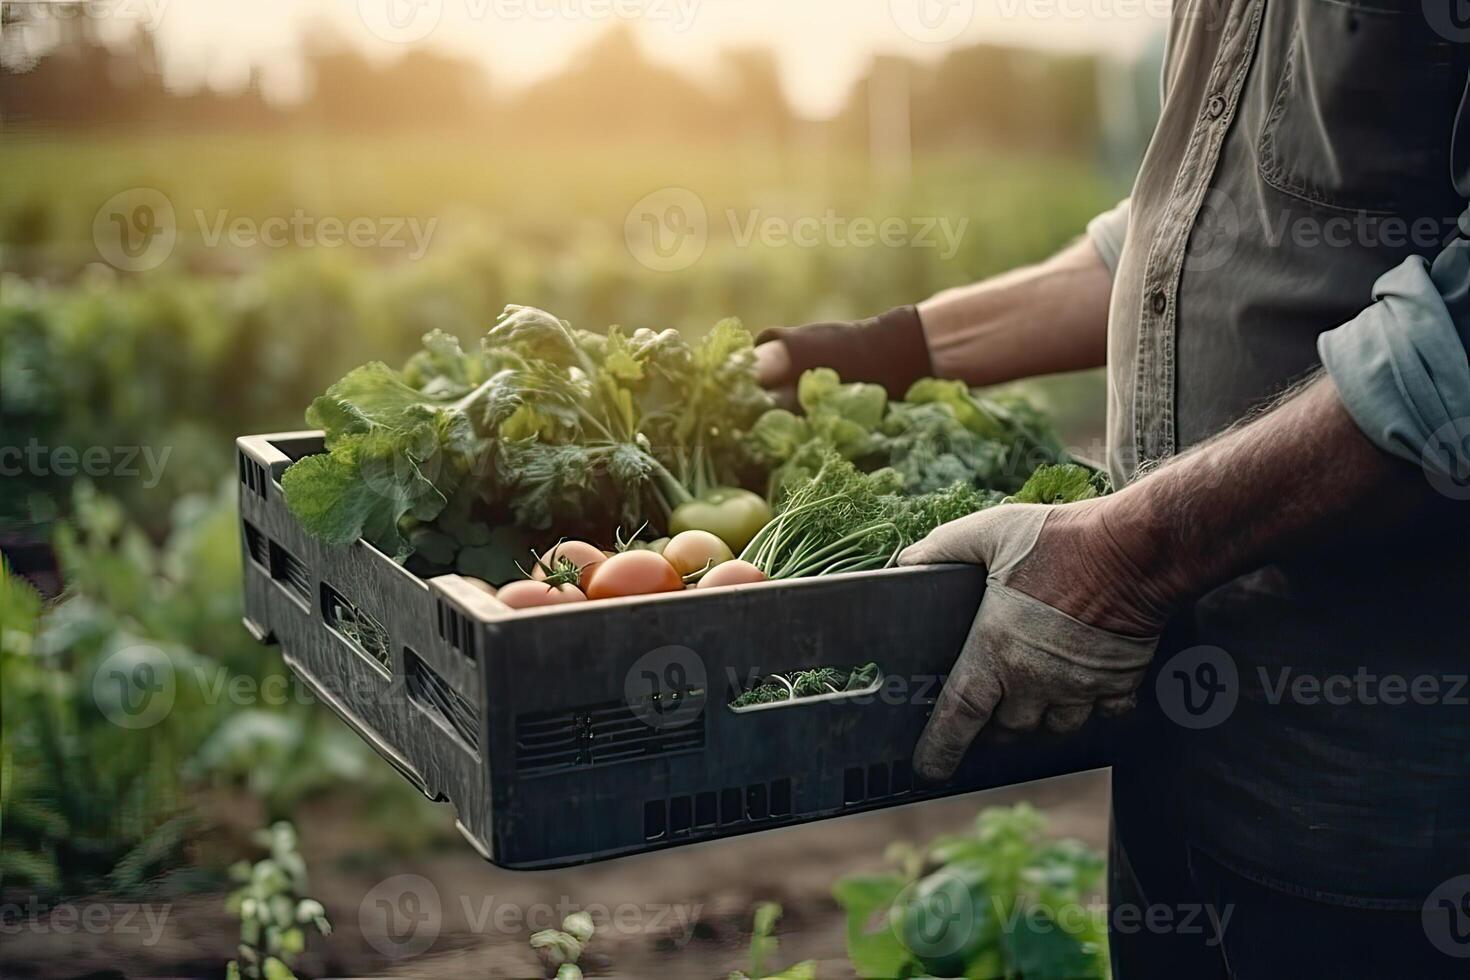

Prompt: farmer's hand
[
  {"left": 753, "top": 306, "right": 933, "bottom": 401},
  {"left": 897, "top": 501, "right": 1173, "bottom": 783}
]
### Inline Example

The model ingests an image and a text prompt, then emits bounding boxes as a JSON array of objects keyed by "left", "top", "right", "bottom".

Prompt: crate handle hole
[{"left": 727, "top": 664, "right": 884, "bottom": 714}]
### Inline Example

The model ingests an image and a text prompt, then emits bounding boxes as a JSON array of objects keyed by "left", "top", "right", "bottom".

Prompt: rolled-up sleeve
[
  {"left": 1317, "top": 236, "right": 1470, "bottom": 473},
  {"left": 1316, "top": 77, "right": 1470, "bottom": 477},
  {"left": 1086, "top": 198, "right": 1131, "bottom": 279}
]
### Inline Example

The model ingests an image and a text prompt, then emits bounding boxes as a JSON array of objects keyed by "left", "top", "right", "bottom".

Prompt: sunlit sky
[{"left": 28, "top": 0, "right": 1164, "bottom": 117}]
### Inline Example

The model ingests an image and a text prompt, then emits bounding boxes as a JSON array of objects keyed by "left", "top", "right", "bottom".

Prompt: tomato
[
  {"left": 530, "top": 540, "right": 605, "bottom": 590},
  {"left": 695, "top": 559, "right": 768, "bottom": 589},
  {"left": 669, "top": 488, "right": 772, "bottom": 553},
  {"left": 584, "top": 550, "right": 684, "bottom": 599},
  {"left": 662, "top": 530, "right": 733, "bottom": 578},
  {"left": 496, "top": 580, "right": 588, "bottom": 609}
]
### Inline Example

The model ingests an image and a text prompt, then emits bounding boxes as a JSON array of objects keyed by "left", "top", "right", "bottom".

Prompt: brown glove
[{"left": 754, "top": 305, "right": 933, "bottom": 401}]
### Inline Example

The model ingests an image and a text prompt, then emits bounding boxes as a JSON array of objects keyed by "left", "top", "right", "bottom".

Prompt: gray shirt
[{"left": 1088, "top": 0, "right": 1470, "bottom": 905}]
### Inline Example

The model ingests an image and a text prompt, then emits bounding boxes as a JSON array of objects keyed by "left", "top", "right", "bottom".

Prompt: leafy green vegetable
[
  {"left": 282, "top": 305, "right": 772, "bottom": 574},
  {"left": 834, "top": 804, "right": 1108, "bottom": 979},
  {"left": 751, "top": 369, "right": 1068, "bottom": 501},
  {"left": 280, "top": 360, "right": 519, "bottom": 557},
  {"left": 739, "top": 454, "right": 993, "bottom": 580},
  {"left": 1007, "top": 463, "right": 1111, "bottom": 505},
  {"left": 225, "top": 821, "right": 330, "bottom": 980},
  {"left": 729, "top": 902, "right": 816, "bottom": 980}
]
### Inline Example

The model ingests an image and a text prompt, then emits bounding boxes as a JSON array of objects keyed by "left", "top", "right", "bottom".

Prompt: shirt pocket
[{"left": 1257, "top": 0, "right": 1454, "bottom": 215}]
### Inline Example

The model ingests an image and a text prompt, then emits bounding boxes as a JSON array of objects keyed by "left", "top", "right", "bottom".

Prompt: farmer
[{"left": 755, "top": 8, "right": 1470, "bottom": 975}]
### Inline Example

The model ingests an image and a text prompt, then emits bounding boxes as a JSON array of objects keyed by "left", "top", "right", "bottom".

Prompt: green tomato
[{"left": 669, "top": 488, "right": 771, "bottom": 553}]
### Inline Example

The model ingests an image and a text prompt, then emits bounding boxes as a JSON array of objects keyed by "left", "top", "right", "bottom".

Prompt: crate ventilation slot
[
  {"left": 644, "top": 778, "right": 793, "bottom": 841},
  {"left": 242, "top": 521, "right": 268, "bottom": 570},
  {"left": 405, "top": 648, "right": 480, "bottom": 753},
  {"left": 436, "top": 601, "right": 478, "bottom": 660},
  {"left": 237, "top": 450, "right": 268, "bottom": 499},
  {"left": 267, "top": 541, "right": 311, "bottom": 603},
  {"left": 322, "top": 583, "right": 391, "bottom": 672},
  {"left": 843, "top": 759, "right": 914, "bottom": 806},
  {"left": 515, "top": 699, "right": 705, "bottom": 775}
]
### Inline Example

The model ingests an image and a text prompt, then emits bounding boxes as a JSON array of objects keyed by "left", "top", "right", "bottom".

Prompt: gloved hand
[
  {"left": 897, "top": 501, "right": 1171, "bottom": 783},
  {"left": 754, "top": 305, "right": 933, "bottom": 401}
]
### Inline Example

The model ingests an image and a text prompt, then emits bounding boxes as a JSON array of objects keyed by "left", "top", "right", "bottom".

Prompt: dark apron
[{"left": 1111, "top": 0, "right": 1470, "bottom": 906}]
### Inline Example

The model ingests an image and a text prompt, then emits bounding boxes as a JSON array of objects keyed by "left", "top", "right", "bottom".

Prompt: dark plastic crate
[{"left": 237, "top": 431, "right": 1110, "bottom": 869}]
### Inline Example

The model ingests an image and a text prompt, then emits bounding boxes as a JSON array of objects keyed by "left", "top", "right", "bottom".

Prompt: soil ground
[{"left": 0, "top": 769, "right": 1109, "bottom": 979}]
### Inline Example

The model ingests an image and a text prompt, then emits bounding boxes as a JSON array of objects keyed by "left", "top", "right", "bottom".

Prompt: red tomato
[
  {"left": 530, "top": 540, "right": 606, "bottom": 590},
  {"left": 496, "top": 580, "right": 588, "bottom": 609},
  {"left": 695, "top": 559, "right": 769, "bottom": 589},
  {"left": 584, "top": 550, "right": 684, "bottom": 600}
]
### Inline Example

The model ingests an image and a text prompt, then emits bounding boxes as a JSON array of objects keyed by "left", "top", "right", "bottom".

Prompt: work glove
[
  {"left": 898, "top": 503, "right": 1163, "bottom": 783},
  {"left": 754, "top": 305, "right": 933, "bottom": 402}
]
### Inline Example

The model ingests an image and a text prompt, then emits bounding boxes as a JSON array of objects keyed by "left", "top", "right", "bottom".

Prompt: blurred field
[
  {"left": 2, "top": 129, "right": 1117, "bottom": 977},
  {"left": 2, "top": 132, "right": 1115, "bottom": 526}
]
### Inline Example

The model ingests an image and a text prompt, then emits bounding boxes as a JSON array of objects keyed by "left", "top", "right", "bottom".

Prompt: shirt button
[
  {"left": 1206, "top": 94, "right": 1226, "bottom": 120},
  {"left": 1150, "top": 290, "right": 1167, "bottom": 315}
]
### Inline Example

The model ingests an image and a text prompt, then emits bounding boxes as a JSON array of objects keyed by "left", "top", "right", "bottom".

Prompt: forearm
[
  {"left": 918, "top": 236, "right": 1112, "bottom": 386},
  {"left": 1104, "top": 375, "right": 1419, "bottom": 616}
]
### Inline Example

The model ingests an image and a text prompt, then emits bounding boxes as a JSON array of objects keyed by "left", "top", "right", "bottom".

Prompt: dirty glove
[
  {"left": 897, "top": 502, "right": 1165, "bottom": 783},
  {"left": 754, "top": 305, "right": 933, "bottom": 401}
]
